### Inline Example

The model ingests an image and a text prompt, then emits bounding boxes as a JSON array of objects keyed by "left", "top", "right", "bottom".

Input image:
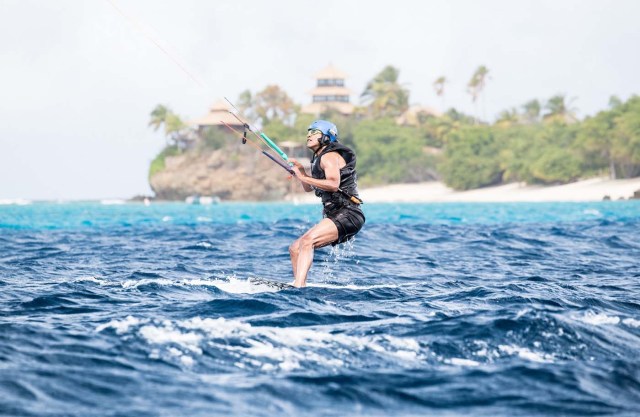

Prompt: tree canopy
[{"left": 149, "top": 65, "right": 640, "bottom": 190}]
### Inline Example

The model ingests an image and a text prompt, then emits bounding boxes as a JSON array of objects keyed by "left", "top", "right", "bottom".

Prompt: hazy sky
[{"left": 1, "top": 0, "right": 639, "bottom": 200}]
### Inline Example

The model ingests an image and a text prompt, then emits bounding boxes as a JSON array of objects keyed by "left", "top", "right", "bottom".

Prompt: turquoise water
[{"left": 2, "top": 200, "right": 638, "bottom": 229}]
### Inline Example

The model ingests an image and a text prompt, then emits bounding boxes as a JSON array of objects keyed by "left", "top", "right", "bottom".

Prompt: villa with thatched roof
[
  {"left": 190, "top": 99, "right": 243, "bottom": 134},
  {"left": 301, "top": 64, "right": 355, "bottom": 116}
]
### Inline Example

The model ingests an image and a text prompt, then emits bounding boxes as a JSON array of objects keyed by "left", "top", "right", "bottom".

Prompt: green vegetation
[
  {"left": 149, "top": 145, "right": 180, "bottom": 178},
  {"left": 148, "top": 65, "right": 640, "bottom": 189},
  {"left": 440, "top": 126, "right": 502, "bottom": 190},
  {"left": 352, "top": 119, "right": 437, "bottom": 185}
]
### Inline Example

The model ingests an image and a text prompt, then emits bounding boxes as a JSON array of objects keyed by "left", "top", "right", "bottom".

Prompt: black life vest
[{"left": 310, "top": 142, "right": 361, "bottom": 207}]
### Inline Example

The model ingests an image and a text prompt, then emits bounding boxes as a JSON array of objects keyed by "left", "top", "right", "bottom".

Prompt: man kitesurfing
[
  {"left": 288, "top": 120, "right": 365, "bottom": 288},
  {"left": 219, "top": 107, "right": 364, "bottom": 289}
]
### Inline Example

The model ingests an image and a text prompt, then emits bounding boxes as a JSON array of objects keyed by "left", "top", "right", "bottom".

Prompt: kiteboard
[{"left": 249, "top": 277, "right": 295, "bottom": 290}]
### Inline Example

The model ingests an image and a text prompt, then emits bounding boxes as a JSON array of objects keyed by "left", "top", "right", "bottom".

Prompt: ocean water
[{"left": 1, "top": 201, "right": 639, "bottom": 416}]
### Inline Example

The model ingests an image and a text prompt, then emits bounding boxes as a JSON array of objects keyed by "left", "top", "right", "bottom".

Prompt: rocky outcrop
[{"left": 149, "top": 144, "right": 295, "bottom": 201}]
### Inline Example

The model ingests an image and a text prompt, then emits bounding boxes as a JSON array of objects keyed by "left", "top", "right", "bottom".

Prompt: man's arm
[{"left": 291, "top": 153, "right": 344, "bottom": 192}]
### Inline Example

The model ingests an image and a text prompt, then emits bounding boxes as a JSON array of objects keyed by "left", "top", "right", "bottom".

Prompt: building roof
[
  {"left": 189, "top": 99, "right": 243, "bottom": 127},
  {"left": 209, "top": 99, "right": 230, "bottom": 112},
  {"left": 307, "top": 86, "right": 353, "bottom": 96},
  {"left": 395, "top": 105, "right": 443, "bottom": 125},
  {"left": 301, "top": 102, "right": 355, "bottom": 116},
  {"left": 314, "top": 64, "right": 348, "bottom": 80}
]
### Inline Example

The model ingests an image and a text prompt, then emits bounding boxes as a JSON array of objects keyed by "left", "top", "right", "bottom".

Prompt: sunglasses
[{"left": 307, "top": 129, "right": 323, "bottom": 137}]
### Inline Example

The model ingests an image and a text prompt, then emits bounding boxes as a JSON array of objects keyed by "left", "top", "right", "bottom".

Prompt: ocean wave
[{"left": 97, "top": 316, "right": 425, "bottom": 372}]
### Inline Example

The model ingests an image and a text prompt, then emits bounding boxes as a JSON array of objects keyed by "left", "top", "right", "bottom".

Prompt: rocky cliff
[{"left": 149, "top": 144, "right": 299, "bottom": 201}]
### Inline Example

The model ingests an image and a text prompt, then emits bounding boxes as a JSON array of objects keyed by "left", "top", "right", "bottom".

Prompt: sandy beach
[{"left": 293, "top": 177, "right": 640, "bottom": 203}]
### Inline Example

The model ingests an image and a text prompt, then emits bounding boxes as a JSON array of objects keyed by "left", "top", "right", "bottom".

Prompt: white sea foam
[
  {"left": 447, "top": 358, "right": 480, "bottom": 367},
  {"left": 121, "top": 278, "right": 175, "bottom": 289},
  {"left": 139, "top": 325, "right": 203, "bottom": 353},
  {"left": 622, "top": 318, "right": 640, "bottom": 328},
  {"left": 472, "top": 340, "right": 490, "bottom": 358},
  {"left": 75, "top": 276, "right": 109, "bottom": 285},
  {"left": 583, "top": 209, "right": 602, "bottom": 216},
  {"left": 167, "top": 347, "right": 195, "bottom": 366},
  {"left": 98, "top": 316, "right": 424, "bottom": 370},
  {"left": 498, "top": 344, "right": 554, "bottom": 363},
  {"left": 578, "top": 311, "right": 621, "bottom": 326},
  {"left": 96, "top": 315, "right": 144, "bottom": 334}
]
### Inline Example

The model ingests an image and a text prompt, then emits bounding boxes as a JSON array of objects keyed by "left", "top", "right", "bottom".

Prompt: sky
[{"left": 1, "top": 0, "right": 639, "bottom": 200}]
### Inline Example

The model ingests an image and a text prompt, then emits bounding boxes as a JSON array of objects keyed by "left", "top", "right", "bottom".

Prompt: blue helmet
[{"left": 308, "top": 120, "right": 338, "bottom": 144}]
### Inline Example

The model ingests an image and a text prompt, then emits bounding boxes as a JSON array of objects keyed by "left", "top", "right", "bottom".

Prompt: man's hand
[
  {"left": 289, "top": 158, "right": 313, "bottom": 192},
  {"left": 289, "top": 158, "right": 306, "bottom": 177}
]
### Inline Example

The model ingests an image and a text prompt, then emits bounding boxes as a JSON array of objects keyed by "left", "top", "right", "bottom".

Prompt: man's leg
[
  {"left": 292, "top": 218, "right": 339, "bottom": 288},
  {"left": 289, "top": 238, "right": 301, "bottom": 278}
]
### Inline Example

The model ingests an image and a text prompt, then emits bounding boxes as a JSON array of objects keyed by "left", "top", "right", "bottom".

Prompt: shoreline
[
  {"left": 360, "top": 177, "right": 640, "bottom": 203},
  {"left": 292, "top": 176, "right": 640, "bottom": 204}
]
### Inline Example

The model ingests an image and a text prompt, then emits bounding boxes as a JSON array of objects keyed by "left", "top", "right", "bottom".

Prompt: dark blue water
[{"left": 1, "top": 201, "right": 639, "bottom": 416}]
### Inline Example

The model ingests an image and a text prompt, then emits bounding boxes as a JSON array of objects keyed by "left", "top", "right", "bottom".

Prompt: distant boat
[
  {"left": 185, "top": 195, "right": 220, "bottom": 205},
  {"left": 100, "top": 199, "right": 126, "bottom": 205},
  {"left": 0, "top": 198, "right": 31, "bottom": 205}
]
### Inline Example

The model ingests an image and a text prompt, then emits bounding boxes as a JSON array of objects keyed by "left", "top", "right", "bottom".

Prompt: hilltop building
[
  {"left": 301, "top": 64, "right": 355, "bottom": 116},
  {"left": 190, "top": 99, "right": 243, "bottom": 134}
]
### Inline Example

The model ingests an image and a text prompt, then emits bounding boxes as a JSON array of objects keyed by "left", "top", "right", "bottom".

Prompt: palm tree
[
  {"left": 149, "top": 104, "right": 170, "bottom": 132},
  {"left": 521, "top": 99, "right": 541, "bottom": 124},
  {"left": 361, "top": 65, "right": 410, "bottom": 117},
  {"left": 543, "top": 94, "right": 578, "bottom": 123},
  {"left": 433, "top": 76, "right": 447, "bottom": 111},
  {"left": 467, "top": 66, "right": 490, "bottom": 123},
  {"left": 148, "top": 104, "right": 188, "bottom": 147}
]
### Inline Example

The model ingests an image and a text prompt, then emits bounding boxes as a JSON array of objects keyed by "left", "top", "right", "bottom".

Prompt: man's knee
[
  {"left": 298, "top": 233, "right": 316, "bottom": 250},
  {"left": 289, "top": 240, "right": 299, "bottom": 256}
]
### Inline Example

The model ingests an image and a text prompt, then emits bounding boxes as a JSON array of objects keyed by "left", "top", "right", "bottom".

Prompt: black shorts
[{"left": 324, "top": 205, "right": 365, "bottom": 245}]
